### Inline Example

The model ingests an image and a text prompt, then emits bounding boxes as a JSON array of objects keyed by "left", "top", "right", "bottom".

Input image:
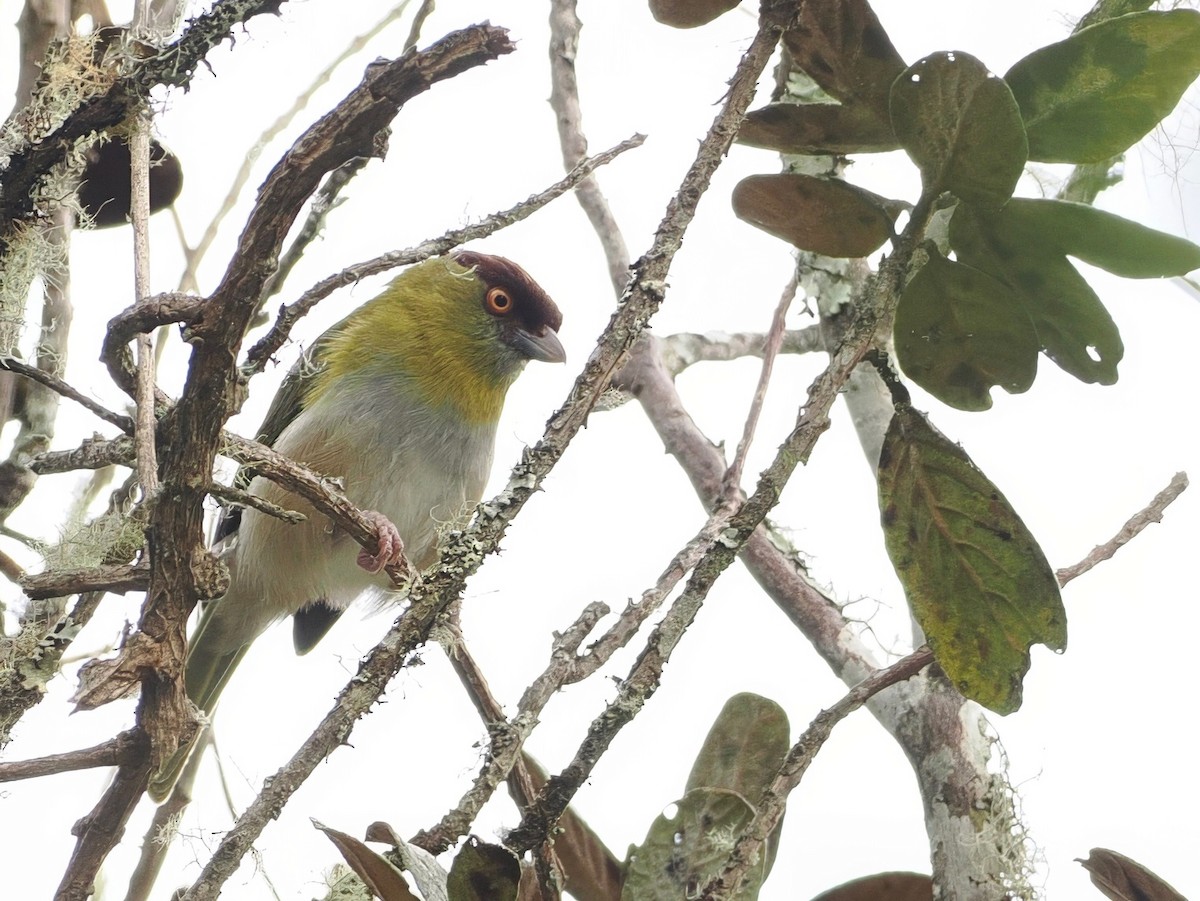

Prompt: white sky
[{"left": 2, "top": 1, "right": 1198, "bottom": 899}]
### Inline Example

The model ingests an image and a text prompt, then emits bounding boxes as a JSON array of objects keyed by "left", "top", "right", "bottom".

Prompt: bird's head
[{"left": 321, "top": 252, "right": 564, "bottom": 424}]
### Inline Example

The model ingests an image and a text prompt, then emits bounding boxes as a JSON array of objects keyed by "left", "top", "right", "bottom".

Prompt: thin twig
[
  {"left": 0, "top": 730, "right": 146, "bottom": 783},
  {"left": 0, "top": 356, "right": 133, "bottom": 432},
  {"left": 658, "top": 326, "right": 824, "bottom": 377},
  {"left": 130, "top": 110, "right": 160, "bottom": 495},
  {"left": 21, "top": 562, "right": 149, "bottom": 600},
  {"left": 413, "top": 506, "right": 734, "bottom": 853},
  {"left": 206, "top": 480, "right": 306, "bottom": 526},
  {"left": 242, "top": 135, "right": 644, "bottom": 378},
  {"left": 548, "top": 0, "right": 631, "bottom": 293},
  {"left": 404, "top": 0, "right": 436, "bottom": 53},
  {"left": 1056, "top": 472, "right": 1189, "bottom": 587},
  {"left": 700, "top": 647, "right": 936, "bottom": 899},
  {"left": 723, "top": 273, "right": 798, "bottom": 494},
  {"left": 177, "top": 1, "right": 415, "bottom": 293}
]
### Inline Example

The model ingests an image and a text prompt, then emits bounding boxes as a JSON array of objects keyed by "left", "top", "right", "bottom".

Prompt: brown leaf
[
  {"left": 739, "top": 102, "right": 899, "bottom": 155},
  {"left": 809, "top": 871, "right": 932, "bottom": 900},
  {"left": 781, "top": 0, "right": 906, "bottom": 107},
  {"left": 733, "top": 173, "right": 899, "bottom": 257},
  {"left": 1078, "top": 848, "right": 1187, "bottom": 901},
  {"left": 648, "top": 0, "right": 740, "bottom": 28},
  {"left": 314, "top": 820, "right": 420, "bottom": 901},
  {"left": 523, "top": 752, "right": 624, "bottom": 901}
]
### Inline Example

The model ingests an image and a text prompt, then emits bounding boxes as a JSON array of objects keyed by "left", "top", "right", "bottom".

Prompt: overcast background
[{"left": 2, "top": 1, "right": 1198, "bottom": 898}]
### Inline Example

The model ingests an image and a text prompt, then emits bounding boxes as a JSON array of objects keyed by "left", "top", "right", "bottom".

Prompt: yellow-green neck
[{"left": 311, "top": 259, "right": 520, "bottom": 424}]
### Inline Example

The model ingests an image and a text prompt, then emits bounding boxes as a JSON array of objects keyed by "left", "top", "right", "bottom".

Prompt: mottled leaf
[
  {"left": 648, "top": 0, "right": 740, "bottom": 28},
  {"left": 447, "top": 837, "right": 521, "bottom": 901},
  {"left": 314, "top": 821, "right": 420, "bottom": 901},
  {"left": 732, "top": 173, "right": 898, "bottom": 257},
  {"left": 1078, "top": 848, "right": 1187, "bottom": 901},
  {"left": 523, "top": 752, "right": 624, "bottom": 901},
  {"left": 686, "top": 693, "right": 790, "bottom": 878},
  {"left": 877, "top": 406, "right": 1067, "bottom": 714},
  {"left": 622, "top": 788, "right": 765, "bottom": 900},
  {"left": 950, "top": 203, "right": 1124, "bottom": 384},
  {"left": 1006, "top": 9, "right": 1200, "bottom": 162},
  {"left": 739, "top": 102, "right": 900, "bottom": 155},
  {"left": 894, "top": 253, "right": 1038, "bottom": 411},
  {"left": 973, "top": 198, "right": 1200, "bottom": 278},
  {"left": 890, "top": 51, "right": 1028, "bottom": 208},
  {"left": 810, "top": 871, "right": 933, "bottom": 901},
  {"left": 781, "top": 0, "right": 906, "bottom": 107}
]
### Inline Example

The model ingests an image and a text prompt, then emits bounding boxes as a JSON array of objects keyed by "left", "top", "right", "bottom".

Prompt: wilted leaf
[
  {"left": 732, "top": 173, "right": 898, "bottom": 257},
  {"left": 447, "top": 837, "right": 521, "bottom": 901},
  {"left": 623, "top": 788, "right": 765, "bottom": 900},
  {"left": 949, "top": 203, "right": 1124, "bottom": 384},
  {"left": 781, "top": 0, "right": 906, "bottom": 107},
  {"left": 522, "top": 752, "right": 624, "bottom": 901},
  {"left": 648, "top": 0, "right": 740, "bottom": 28},
  {"left": 890, "top": 51, "right": 1028, "bottom": 209},
  {"left": 1006, "top": 9, "right": 1200, "bottom": 162},
  {"left": 685, "top": 693, "right": 790, "bottom": 878},
  {"left": 894, "top": 253, "right": 1038, "bottom": 411},
  {"left": 365, "top": 822, "right": 449, "bottom": 901},
  {"left": 314, "top": 821, "right": 420, "bottom": 901},
  {"left": 1078, "top": 848, "right": 1187, "bottom": 901},
  {"left": 877, "top": 406, "right": 1067, "bottom": 714},
  {"left": 810, "top": 871, "right": 933, "bottom": 901},
  {"left": 739, "top": 102, "right": 900, "bottom": 155},
  {"left": 971, "top": 198, "right": 1200, "bottom": 278}
]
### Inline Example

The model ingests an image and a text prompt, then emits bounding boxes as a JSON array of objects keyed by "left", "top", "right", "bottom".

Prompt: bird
[{"left": 148, "top": 251, "right": 564, "bottom": 800}]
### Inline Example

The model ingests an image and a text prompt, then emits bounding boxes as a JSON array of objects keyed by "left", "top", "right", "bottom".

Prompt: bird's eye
[{"left": 485, "top": 286, "right": 514, "bottom": 315}]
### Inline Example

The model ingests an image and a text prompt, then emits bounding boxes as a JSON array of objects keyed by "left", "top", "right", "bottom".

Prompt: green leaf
[
  {"left": 447, "top": 837, "right": 520, "bottom": 901},
  {"left": 877, "top": 406, "right": 1066, "bottom": 715},
  {"left": 623, "top": 788, "right": 765, "bottom": 900},
  {"left": 894, "top": 253, "right": 1039, "bottom": 411},
  {"left": 975, "top": 198, "right": 1200, "bottom": 278},
  {"left": 890, "top": 51, "right": 1028, "bottom": 209},
  {"left": 685, "top": 693, "right": 789, "bottom": 880},
  {"left": 738, "top": 102, "right": 900, "bottom": 155},
  {"left": 648, "top": 0, "right": 740, "bottom": 28},
  {"left": 732, "top": 173, "right": 898, "bottom": 257},
  {"left": 950, "top": 203, "right": 1124, "bottom": 384},
  {"left": 1006, "top": 9, "right": 1200, "bottom": 163}
]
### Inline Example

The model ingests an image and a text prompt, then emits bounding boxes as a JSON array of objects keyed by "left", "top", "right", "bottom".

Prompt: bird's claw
[{"left": 357, "top": 511, "right": 404, "bottom": 573}]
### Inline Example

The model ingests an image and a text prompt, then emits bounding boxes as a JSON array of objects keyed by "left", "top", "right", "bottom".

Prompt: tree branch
[{"left": 1057, "top": 471, "right": 1189, "bottom": 587}]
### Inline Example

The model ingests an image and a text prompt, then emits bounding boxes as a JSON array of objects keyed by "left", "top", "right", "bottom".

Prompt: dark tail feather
[{"left": 292, "top": 600, "right": 344, "bottom": 655}]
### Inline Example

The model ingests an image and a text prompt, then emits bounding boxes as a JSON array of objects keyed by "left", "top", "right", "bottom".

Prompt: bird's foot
[{"left": 357, "top": 511, "right": 404, "bottom": 573}]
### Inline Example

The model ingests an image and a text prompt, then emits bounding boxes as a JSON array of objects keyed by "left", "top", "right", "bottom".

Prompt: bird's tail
[{"left": 147, "top": 606, "right": 250, "bottom": 802}]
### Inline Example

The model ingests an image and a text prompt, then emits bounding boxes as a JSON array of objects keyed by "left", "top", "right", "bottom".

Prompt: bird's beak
[{"left": 510, "top": 325, "right": 566, "bottom": 363}]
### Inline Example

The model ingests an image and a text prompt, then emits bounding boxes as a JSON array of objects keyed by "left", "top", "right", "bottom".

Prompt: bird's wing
[{"left": 214, "top": 316, "right": 350, "bottom": 543}]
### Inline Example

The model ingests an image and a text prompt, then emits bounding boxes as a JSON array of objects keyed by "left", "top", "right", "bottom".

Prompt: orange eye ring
[{"left": 485, "top": 286, "right": 514, "bottom": 315}]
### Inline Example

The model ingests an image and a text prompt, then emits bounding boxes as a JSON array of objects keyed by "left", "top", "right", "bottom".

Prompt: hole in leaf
[
  {"left": 910, "top": 73, "right": 921, "bottom": 83},
  {"left": 663, "top": 802, "right": 679, "bottom": 820},
  {"left": 1086, "top": 345, "right": 1102, "bottom": 362}
]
